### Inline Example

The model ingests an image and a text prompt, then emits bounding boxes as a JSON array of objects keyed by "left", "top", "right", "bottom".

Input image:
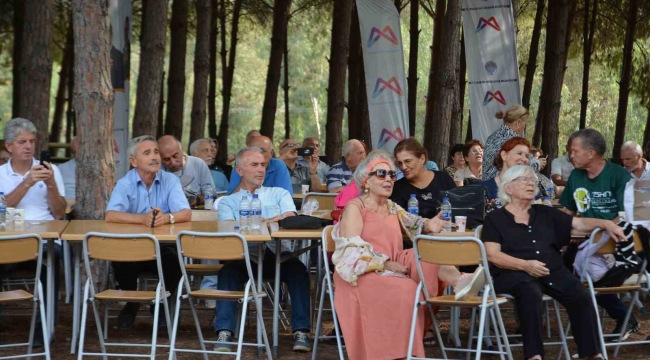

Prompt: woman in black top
[
  {"left": 482, "top": 165, "right": 625, "bottom": 360},
  {"left": 390, "top": 138, "right": 456, "bottom": 219}
]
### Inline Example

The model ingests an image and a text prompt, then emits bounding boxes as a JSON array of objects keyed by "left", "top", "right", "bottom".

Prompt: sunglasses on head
[{"left": 369, "top": 169, "right": 398, "bottom": 180}]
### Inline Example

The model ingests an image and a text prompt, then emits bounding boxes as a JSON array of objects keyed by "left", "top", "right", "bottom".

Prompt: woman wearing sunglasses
[{"left": 333, "top": 150, "right": 485, "bottom": 360}]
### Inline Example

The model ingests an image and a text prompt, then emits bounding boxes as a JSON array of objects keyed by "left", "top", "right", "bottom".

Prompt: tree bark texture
[
  {"left": 208, "top": 0, "right": 218, "bottom": 139},
  {"left": 521, "top": 0, "right": 544, "bottom": 111},
  {"left": 348, "top": 5, "right": 371, "bottom": 147},
  {"left": 325, "top": 0, "right": 353, "bottom": 164},
  {"left": 260, "top": 0, "right": 291, "bottom": 140},
  {"left": 165, "top": 0, "right": 189, "bottom": 140},
  {"left": 448, "top": 28, "right": 463, "bottom": 146},
  {"left": 560, "top": 0, "right": 578, "bottom": 87},
  {"left": 579, "top": 0, "right": 598, "bottom": 130},
  {"left": 51, "top": 21, "right": 73, "bottom": 146},
  {"left": 465, "top": 112, "right": 473, "bottom": 142},
  {"left": 613, "top": 0, "right": 639, "bottom": 159},
  {"left": 157, "top": 72, "right": 165, "bottom": 139},
  {"left": 407, "top": 0, "right": 419, "bottom": 136},
  {"left": 19, "top": 0, "right": 54, "bottom": 151},
  {"left": 458, "top": 28, "right": 466, "bottom": 127},
  {"left": 65, "top": 43, "right": 75, "bottom": 151},
  {"left": 12, "top": 0, "right": 25, "bottom": 119},
  {"left": 217, "top": 0, "right": 243, "bottom": 162},
  {"left": 423, "top": 0, "right": 446, "bottom": 156},
  {"left": 283, "top": 37, "right": 290, "bottom": 139},
  {"left": 189, "top": 0, "right": 212, "bottom": 144},
  {"left": 427, "top": 0, "right": 461, "bottom": 166},
  {"left": 537, "top": 0, "right": 573, "bottom": 170},
  {"left": 132, "top": 0, "right": 168, "bottom": 138},
  {"left": 72, "top": 0, "right": 115, "bottom": 219}
]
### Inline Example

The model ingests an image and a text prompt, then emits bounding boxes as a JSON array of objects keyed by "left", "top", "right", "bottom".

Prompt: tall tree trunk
[
  {"left": 426, "top": 0, "right": 461, "bottom": 166},
  {"left": 72, "top": 0, "right": 115, "bottom": 219},
  {"left": 521, "top": 0, "right": 544, "bottom": 111},
  {"left": 132, "top": 0, "right": 168, "bottom": 137},
  {"left": 325, "top": 0, "right": 353, "bottom": 164},
  {"left": 613, "top": 0, "right": 639, "bottom": 159},
  {"left": 217, "top": 0, "right": 243, "bottom": 162},
  {"left": 50, "top": 21, "right": 73, "bottom": 146},
  {"left": 165, "top": 0, "right": 189, "bottom": 140},
  {"left": 465, "top": 112, "right": 473, "bottom": 142},
  {"left": 560, "top": 0, "right": 578, "bottom": 87},
  {"left": 157, "top": 72, "right": 165, "bottom": 138},
  {"left": 448, "top": 28, "right": 463, "bottom": 146},
  {"left": 407, "top": 0, "right": 419, "bottom": 136},
  {"left": 19, "top": 0, "right": 54, "bottom": 151},
  {"left": 65, "top": 40, "right": 75, "bottom": 153},
  {"left": 643, "top": 107, "right": 650, "bottom": 158},
  {"left": 579, "top": 0, "right": 598, "bottom": 130},
  {"left": 537, "top": 0, "right": 573, "bottom": 171},
  {"left": 348, "top": 4, "right": 371, "bottom": 147},
  {"left": 208, "top": 0, "right": 218, "bottom": 139},
  {"left": 12, "top": 0, "right": 25, "bottom": 119},
  {"left": 283, "top": 38, "right": 290, "bottom": 139},
  {"left": 189, "top": 0, "right": 212, "bottom": 144},
  {"left": 458, "top": 28, "right": 466, "bottom": 123},
  {"left": 260, "top": 0, "right": 291, "bottom": 140},
  {"left": 423, "top": 0, "right": 446, "bottom": 154}
]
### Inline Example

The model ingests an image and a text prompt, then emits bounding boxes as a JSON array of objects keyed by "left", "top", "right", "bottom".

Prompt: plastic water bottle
[
  {"left": 203, "top": 183, "right": 214, "bottom": 210},
  {"left": 543, "top": 196, "right": 553, "bottom": 207},
  {"left": 239, "top": 196, "right": 250, "bottom": 230},
  {"left": 250, "top": 194, "right": 262, "bottom": 229},
  {"left": 441, "top": 196, "right": 452, "bottom": 232},
  {"left": 407, "top": 194, "right": 419, "bottom": 215},
  {"left": 0, "top": 192, "right": 5, "bottom": 226}
]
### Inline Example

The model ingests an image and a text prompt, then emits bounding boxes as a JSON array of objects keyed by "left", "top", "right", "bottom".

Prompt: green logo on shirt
[{"left": 573, "top": 187, "right": 591, "bottom": 213}]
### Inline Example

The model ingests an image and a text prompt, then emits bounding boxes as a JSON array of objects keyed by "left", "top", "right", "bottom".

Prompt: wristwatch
[{"left": 169, "top": 214, "right": 175, "bottom": 225}]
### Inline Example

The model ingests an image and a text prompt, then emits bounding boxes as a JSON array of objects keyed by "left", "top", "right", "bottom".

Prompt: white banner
[
  {"left": 462, "top": 0, "right": 521, "bottom": 143},
  {"left": 109, "top": 0, "right": 131, "bottom": 180},
  {"left": 355, "top": 0, "right": 409, "bottom": 153}
]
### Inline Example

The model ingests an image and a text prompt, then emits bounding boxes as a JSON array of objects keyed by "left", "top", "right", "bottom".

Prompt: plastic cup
[
  {"left": 14, "top": 209, "right": 25, "bottom": 224},
  {"left": 301, "top": 185, "right": 310, "bottom": 195},
  {"left": 455, "top": 216, "right": 467, "bottom": 232},
  {"left": 6, "top": 208, "right": 15, "bottom": 222}
]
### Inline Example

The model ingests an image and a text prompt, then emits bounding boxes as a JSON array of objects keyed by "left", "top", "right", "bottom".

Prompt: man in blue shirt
[
  {"left": 214, "top": 147, "right": 312, "bottom": 353},
  {"left": 189, "top": 138, "right": 230, "bottom": 191},
  {"left": 105, "top": 135, "right": 191, "bottom": 329},
  {"left": 227, "top": 135, "right": 293, "bottom": 194}
]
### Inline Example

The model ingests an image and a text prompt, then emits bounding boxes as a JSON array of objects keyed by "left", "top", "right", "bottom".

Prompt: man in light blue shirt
[
  {"left": 214, "top": 147, "right": 312, "bottom": 353},
  {"left": 105, "top": 135, "right": 191, "bottom": 330},
  {"left": 189, "top": 138, "right": 229, "bottom": 192}
]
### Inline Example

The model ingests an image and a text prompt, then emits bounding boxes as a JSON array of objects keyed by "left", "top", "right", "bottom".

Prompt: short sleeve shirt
[
  {"left": 559, "top": 162, "right": 630, "bottom": 220},
  {"left": 326, "top": 160, "right": 353, "bottom": 191},
  {"left": 389, "top": 171, "right": 456, "bottom": 218},
  {"left": 287, "top": 163, "right": 311, "bottom": 186},
  {"left": 106, "top": 168, "right": 190, "bottom": 214},
  {"left": 210, "top": 169, "right": 230, "bottom": 192},
  {"left": 551, "top": 155, "right": 575, "bottom": 181},
  {"left": 168, "top": 156, "right": 215, "bottom": 194}
]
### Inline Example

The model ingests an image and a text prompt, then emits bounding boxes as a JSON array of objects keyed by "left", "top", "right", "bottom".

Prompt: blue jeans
[
  {"left": 597, "top": 294, "right": 629, "bottom": 322},
  {"left": 214, "top": 249, "right": 311, "bottom": 334},
  {"left": 199, "top": 260, "right": 220, "bottom": 290}
]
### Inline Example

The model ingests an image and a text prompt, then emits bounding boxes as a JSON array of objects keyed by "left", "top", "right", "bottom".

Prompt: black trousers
[
  {"left": 494, "top": 268, "right": 601, "bottom": 359},
  {"left": 112, "top": 245, "right": 181, "bottom": 295}
]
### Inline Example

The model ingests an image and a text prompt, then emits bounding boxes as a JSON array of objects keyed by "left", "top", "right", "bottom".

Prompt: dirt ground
[{"left": 2, "top": 290, "right": 650, "bottom": 359}]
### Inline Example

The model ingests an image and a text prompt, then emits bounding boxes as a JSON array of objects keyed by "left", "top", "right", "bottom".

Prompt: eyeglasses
[
  {"left": 369, "top": 169, "right": 398, "bottom": 181},
  {"left": 513, "top": 176, "right": 538, "bottom": 185},
  {"left": 469, "top": 148, "right": 483, "bottom": 155},
  {"left": 280, "top": 142, "right": 299, "bottom": 150}
]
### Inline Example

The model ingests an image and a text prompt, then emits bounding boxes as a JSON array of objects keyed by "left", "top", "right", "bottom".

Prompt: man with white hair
[
  {"left": 325, "top": 139, "right": 367, "bottom": 192},
  {"left": 189, "top": 138, "right": 229, "bottom": 191},
  {"left": 620, "top": 140, "right": 650, "bottom": 180}
]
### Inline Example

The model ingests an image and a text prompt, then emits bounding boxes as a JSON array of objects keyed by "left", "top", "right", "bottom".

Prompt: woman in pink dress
[{"left": 334, "top": 151, "right": 483, "bottom": 360}]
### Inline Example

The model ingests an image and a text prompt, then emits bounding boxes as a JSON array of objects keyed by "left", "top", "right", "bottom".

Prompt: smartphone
[
  {"left": 297, "top": 147, "right": 314, "bottom": 156},
  {"left": 40, "top": 150, "right": 51, "bottom": 168}
]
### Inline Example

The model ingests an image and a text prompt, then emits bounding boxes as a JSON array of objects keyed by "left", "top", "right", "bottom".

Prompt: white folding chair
[
  {"left": 0, "top": 234, "right": 51, "bottom": 360},
  {"left": 77, "top": 233, "right": 173, "bottom": 359},
  {"left": 168, "top": 231, "right": 272, "bottom": 360}
]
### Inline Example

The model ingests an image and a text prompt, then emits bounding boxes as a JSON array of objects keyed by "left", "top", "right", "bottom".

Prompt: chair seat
[
  {"left": 499, "top": 293, "right": 554, "bottom": 301},
  {"left": 185, "top": 263, "right": 223, "bottom": 275},
  {"left": 427, "top": 294, "right": 507, "bottom": 307},
  {"left": 95, "top": 289, "right": 170, "bottom": 302},
  {"left": 593, "top": 285, "right": 641, "bottom": 293},
  {"left": 0, "top": 289, "right": 33, "bottom": 303},
  {"left": 190, "top": 289, "right": 267, "bottom": 300}
]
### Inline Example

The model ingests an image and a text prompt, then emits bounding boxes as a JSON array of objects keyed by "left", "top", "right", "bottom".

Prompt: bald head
[
  {"left": 279, "top": 138, "right": 299, "bottom": 159},
  {"left": 245, "top": 130, "right": 262, "bottom": 146},
  {"left": 344, "top": 139, "right": 366, "bottom": 171},
  {"left": 158, "top": 135, "right": 184, "bottom": 172},
  {"left": 249, "top": 136, "right": 272, "bottom": 163}
]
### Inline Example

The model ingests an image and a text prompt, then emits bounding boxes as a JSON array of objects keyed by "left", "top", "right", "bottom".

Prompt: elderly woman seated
[
  {"left": 482, "top": 165, "right": 626, "bottom": 360},
  {"left": 334, "top": 150, "right": 484, "bottom": 360}
]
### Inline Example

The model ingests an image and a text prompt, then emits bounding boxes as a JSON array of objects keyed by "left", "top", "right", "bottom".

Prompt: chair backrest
[
  {"left": 415, "top": 235, "right": 484, "bottom": 267},
  {"left": 191, "top": 210, "right": 219, "bottom": 221},
  {"left": 322, "top": 226, "right": 335, "bottom": 253},
  {"left": 0, "top": 234, "right": 42, "bottom": 265},
  {"left": 177, "top": 231, "right": 245, "bottom": 261},
  {"left": 593, "top": 229, "right": 644, "bottom": 255},
  {"left": 303, "top": 192, "right": 337, "bottom": 211},
  {"left": 84, "top": 233, "right": 158, "bottom": 262}
]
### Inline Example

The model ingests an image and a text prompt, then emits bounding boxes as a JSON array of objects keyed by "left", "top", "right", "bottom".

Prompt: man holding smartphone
[
  {"left": 278, "top": 138, "right": 324, "bottom": 191},
  {"left": 297, "top": 137, "right": 329, "bottom": 183}
]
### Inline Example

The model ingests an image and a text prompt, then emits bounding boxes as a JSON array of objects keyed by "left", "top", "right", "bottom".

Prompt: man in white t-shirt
[
  {"left": 621, "top": 141, "right": 650, "bottom": 181},
  {"left": 551, "top": 140, "right": 575, "bottom": 188}
]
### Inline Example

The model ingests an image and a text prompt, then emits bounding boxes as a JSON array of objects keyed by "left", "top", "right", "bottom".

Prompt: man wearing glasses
[
  {"left": 297, "top": 137, "right": 329, "bottom": 183},
  {"left": 278, "top": 138, "right": 324, "bottom": 192}
]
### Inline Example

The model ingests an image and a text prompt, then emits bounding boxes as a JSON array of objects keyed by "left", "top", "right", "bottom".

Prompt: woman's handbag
[{"left": 438, "top": 185, "right": 488, "bottom": 229}]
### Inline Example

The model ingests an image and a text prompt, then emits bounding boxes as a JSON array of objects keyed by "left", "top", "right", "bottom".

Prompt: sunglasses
[{"left": 369, "top": 169, "right": 398, "bottom": 181}]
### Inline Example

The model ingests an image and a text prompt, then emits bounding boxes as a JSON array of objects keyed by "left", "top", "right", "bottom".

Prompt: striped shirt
[{"left": 326, "top": 160, "right": 353, "bottom": 191}]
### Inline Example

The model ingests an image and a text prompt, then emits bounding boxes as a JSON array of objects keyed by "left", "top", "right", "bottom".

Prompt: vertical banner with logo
[
  {"left": 462, "top": 0, "right": 520, "bottom": 142},
  {"left": 109, "top": 0, "right": 131, "bottom": 180},
  {"left": 356, "top": 0, "right": 409, "bottom": 153}
]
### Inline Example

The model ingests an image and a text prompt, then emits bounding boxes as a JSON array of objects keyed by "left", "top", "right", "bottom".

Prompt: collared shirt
[
  {"left": 217, "top": 186, "right": 297, "bottom": 254},
  {"left": 57, "top": 158, "right": 76, "bottom": 199},
  {"left": 106, "top": 168, "right": 190, "bottom": 214},
  {"left": 287, "top": 162, "right": 311, "bottom": 186},
  {"left": 166, "top": 155, "right": 215, "bottom": 194},
  {"left": 0, "top": 158, "right": 65, "bottom": 221},
  {"left": 629, "top": 159, "right": 650, "bottom": 181},
  {"left": 210, "top": 169, "right": 230, "bottom": 192},
  {"left": 227, "top": 158, "right": 293, "bottom": 195},
  {"left": 482, "top": 125, "right": 540, "bottom": 180},
  {"left": 297, "top": 157, "right": 330, "bottom": 183},
  {"left": 326, "top": 160, "right": 353, "bottom": 191},
  {"left": 551, "top": 155, "right": 575, "bottom": 182}
]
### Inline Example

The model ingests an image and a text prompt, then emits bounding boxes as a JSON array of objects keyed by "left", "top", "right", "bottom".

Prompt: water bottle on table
[
  {"left": 202, "top": 183, "right": 214, "bottom": 210},
  {"left": 407, "top": 194, "right": 419, "bottom": 215},
  {"left": 441, "top": 196, "right": 452, "bottom": 232},
  {"left": 239, "top": 196, "right": 250, "bottom": 229},
  {"left": 0, "top": 192, "right": 6, "bottom": 226},
  {"left": 250, "top": 194, "right": 262, "bottom": 229}
]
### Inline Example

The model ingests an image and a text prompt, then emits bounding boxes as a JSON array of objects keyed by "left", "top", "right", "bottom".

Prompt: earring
[{"left": 364, "top": 187, "right": 369, "bottom": 194}]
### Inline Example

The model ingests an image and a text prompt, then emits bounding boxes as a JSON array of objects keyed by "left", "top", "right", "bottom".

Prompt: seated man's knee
[{"left": 515, "top": 281, "right": 544, "bottom": 302}]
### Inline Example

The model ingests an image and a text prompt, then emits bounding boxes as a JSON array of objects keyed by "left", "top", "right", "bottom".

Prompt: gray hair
[
  {"left": 570, "top": 129, "right": 606, "bottom": 156},
  {"left": 127, "top": 135, "right": 157, "bottom": 158},
  {"left": 497, "top": 165, "right": 539, "bottom": 206},
  {"left": 621, "top": 141, "right": 643, "bottom": 157},
  {"left": 4, "top": 118, "right": 37, "bottom": 143},
  {"left": 235, "top": 146, "right": 264, "bottom": 168},
  {"left": 189, "top": 138, "right": 211, "bottom": 156},
  {"left": 352, "top": 150, "right": 396, "bottom": 192},
  {"left": 343, "top": 139, "right": 361, "bottom": 156}
]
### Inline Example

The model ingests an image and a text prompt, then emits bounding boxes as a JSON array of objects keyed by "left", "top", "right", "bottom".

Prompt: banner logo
[
  {"left": 367, "top": 26, "right": 399, "bottom": 47},
  {"left": 483, "top": 90, "right": 506, "bottom": 106},
  {"left": 372, "top": 77, "right": 404, "bottom": 98},
  {"left": 377, "top": 127, "right": 405, "bottom": 148},
  {"left": 485, "top": 61, "right": 497, "bottom": 75},
  {"left": 476, "top": 16, "right": 500, "bottom": 32}
]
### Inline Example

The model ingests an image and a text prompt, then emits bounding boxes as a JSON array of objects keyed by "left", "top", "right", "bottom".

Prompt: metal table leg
[
  {"left": 70, "top": 243, "right": 82, "bottom": 354},
  {"left": 46, "top": 239, "right": 55, "bottom": 339},
  {"left": 257, "top": 243, "right": 264, "bottom": 355},
  {"left": 272, "top": 240, "right": 282, "bottom": 357}
]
